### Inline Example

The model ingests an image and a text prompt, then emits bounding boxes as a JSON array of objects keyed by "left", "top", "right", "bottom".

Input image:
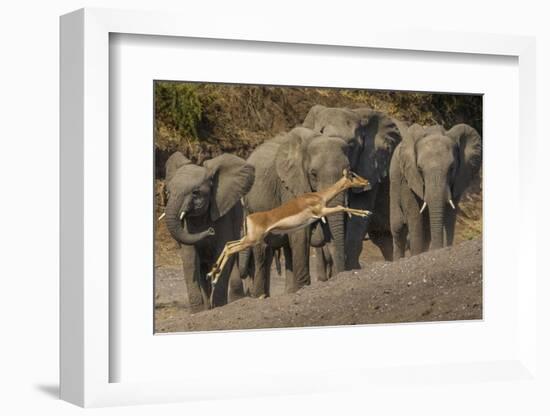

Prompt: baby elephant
[
  {"left": 389, "top": 123, "right": 481, "bottom": 258},
  {"left": 162, "top": 152, "right": 255, "bottom": 311}
]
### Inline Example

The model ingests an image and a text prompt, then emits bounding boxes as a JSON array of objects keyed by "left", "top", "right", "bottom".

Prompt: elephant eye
[{"left": 310, "top": 169, "right": 318, "bottom": 180}]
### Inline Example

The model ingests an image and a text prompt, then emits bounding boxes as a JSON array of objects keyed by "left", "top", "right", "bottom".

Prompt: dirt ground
[
  {"left": 154, "top": 176, "right": 482, "bottom": 332},
  {"left": 155, "top": 237, "right": 482, "bottom": 333}
]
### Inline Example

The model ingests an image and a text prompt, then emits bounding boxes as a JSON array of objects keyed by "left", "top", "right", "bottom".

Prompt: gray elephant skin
[
  {"left": 242, "top": 127, "right": 351, "bottom": 296},
  {"left": 302, "top": 105, "right": 403, "bottom": 275},
  {"left": 163, "top": 152, "right": 255, "bottom": 310},
  {"left": 389, "top": 123, "right": 482, "bottom": 258}
]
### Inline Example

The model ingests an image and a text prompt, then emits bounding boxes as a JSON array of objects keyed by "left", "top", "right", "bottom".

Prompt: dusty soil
[{"left": 155, "top": 238, "right": 482, "bottom": 333}]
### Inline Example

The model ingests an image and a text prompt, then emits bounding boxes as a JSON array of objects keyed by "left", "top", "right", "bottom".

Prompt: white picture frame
[{"left": 60, "top": 7, "right": 538, "bottom": 408}]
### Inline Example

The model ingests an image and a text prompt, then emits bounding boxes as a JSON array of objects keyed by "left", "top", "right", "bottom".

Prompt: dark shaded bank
[{"left": 156, "top": 238, "right": 482, "bottom": 333}]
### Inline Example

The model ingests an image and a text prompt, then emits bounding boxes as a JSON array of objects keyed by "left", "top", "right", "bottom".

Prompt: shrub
[{"left": 154, "top": 82, "right": 203, "bottom": 151}]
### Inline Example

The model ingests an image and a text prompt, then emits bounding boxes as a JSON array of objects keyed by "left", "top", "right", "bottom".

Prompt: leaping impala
[{"left": 207, "top": 170, "right": 372, "bottom": 286}]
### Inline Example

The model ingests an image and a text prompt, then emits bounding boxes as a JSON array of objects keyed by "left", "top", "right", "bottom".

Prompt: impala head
[{"left": 343, "top": 169, "right": 370, "bottom": 191}]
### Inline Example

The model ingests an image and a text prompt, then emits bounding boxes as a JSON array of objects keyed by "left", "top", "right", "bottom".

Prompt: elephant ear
[
  {"left": 363, "top": 110, "right": 402, "bottom": 152},
  {"left": 275, "top": 127, "right": 315, "bottom": 196},
  {"left": 204, "top": 154, "right": 255, "bottom": 221},
  {"left": 165, "top": 151, "right": 191, "bottom": 185},
  {"left": 352, "top": 108, "right": 402, "bottom": 178},
  {"left": 302, "top": 105, "right": 327, "bottom": 129},
  {"left": 399, "top": 124, "right": 426, "bottom": 200},
  {"left": 446, "top": 123, "right": 482, "bottom": 199}
]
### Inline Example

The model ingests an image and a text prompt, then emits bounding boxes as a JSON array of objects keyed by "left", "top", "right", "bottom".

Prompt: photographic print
[{"left": 154, "top": 82, "right": 482, "bottom": 333}]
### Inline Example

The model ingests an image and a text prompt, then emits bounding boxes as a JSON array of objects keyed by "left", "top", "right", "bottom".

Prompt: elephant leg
[
  {"left": 198, "top": 263, "right": 213, "bottom": 309},
  {"left": 228, "top": 257, "right": 245, "bottom": 302},
  {"left": 311, "top": 221, "right": 331, "bottom": 281},
  {"left": 444, "top": 206, "right": 457, "bottom": 246},
  {"left": 323, "top": 245, "right": 333, "bottom": 279},
  {"left": 251, "top": 242, "right": 272, "bottom": 298},
  {"left": 209, "top": 258, "right": 229, "bottom": 308},
  {"left": 282, "top": 243, "right": 296, "bottom": 293},
  {"left": 421, "top": 213, "right": 431, "bottom": 252},
  {"left": 370, "top": 231, "right": 394, "bottom": 261},
  {"left": 180, "top": 245, "right": 208, "bottom": 312},
  {"left": 211, "top": 252, "right": 246, "bottom": 308},
  {"left": 408, "top": 212, "right": 425, "bottom": 256},
  {"left": 287, "top": 229, "right": 310, "bottom": 292},
  {"left": 241, "top": 252, "right": 254, "bottom": 296},
  {"left": 391, "top": 223, "right": 407, "bottom": 260},
  {"left": 314, "top": 247, "right": 328, "bottom": 282},
  {"left": 345, "top": 215, "right": 369, "bottom": 270}
]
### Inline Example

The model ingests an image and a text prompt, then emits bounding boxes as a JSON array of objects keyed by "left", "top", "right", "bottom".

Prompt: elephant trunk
[
  {"left": 165, "top": 193, "right": 212, "bottom": 245},
  {"left": 326, "top": 192, "right": 345, "bottom": 273},
  {"left": 425, "top": 183, "right": 446, "bottom": 250}
]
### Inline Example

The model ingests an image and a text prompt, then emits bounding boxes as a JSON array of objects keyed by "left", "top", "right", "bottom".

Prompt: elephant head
[
  {"left": 303, "top": 105, "right": 402, "bottom": 193},
  {"left": 164, "top": 152, "right": 255, "bottom": 245},
  {"left": 275, "top": 127, "right": 351, "bottom": 273},
  {"left": 399, "top": 123, "right": 481, "bottom": 249}
]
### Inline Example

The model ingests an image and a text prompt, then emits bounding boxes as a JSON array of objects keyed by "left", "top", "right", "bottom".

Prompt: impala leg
[
  {"left": 344, "top": 207, "right": 372, "bottom": 218},
  {"left": 208, "top": 237, "right": 252, "bottom": 284},
  {"left": 211, "top": 241, "right": 254, "bottom": 285},
  {"left": 321, "top": 205, "right": 371, "bottom": 218},
  {"left": 210, "top": 238, "right": 244, "bottom": 274}
]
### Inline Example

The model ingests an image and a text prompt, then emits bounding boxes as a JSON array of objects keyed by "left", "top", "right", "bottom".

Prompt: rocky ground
[{"left": 155, "top": 238, "right": 482, "bottom": 333}]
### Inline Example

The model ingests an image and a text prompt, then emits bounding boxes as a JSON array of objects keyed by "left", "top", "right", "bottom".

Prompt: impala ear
[
  {"left": 446, "top": 123, "right": 482, "bottom": 199},
  {"left": 204, "top": 154, "right": 255, "bottom": 221},
  {"left": 275, "top": 127, "right": 315, "bottom": 196},
  {"left": 400, "top": 124, "right": 426, "bottom": 199}
]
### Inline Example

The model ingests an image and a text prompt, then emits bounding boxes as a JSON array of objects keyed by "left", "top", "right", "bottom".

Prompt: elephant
[
  {"left": 163, "top": 151, "right": 255, "bottom": 311},
  {"left": 389, "top": 123, "right": 482, "bottom": 258},
  {"left": 302, "top": 105, "right": 403, "bottom": 276},
  {"left": 242, "top": 127, "right": 351, "bottom": 296}
]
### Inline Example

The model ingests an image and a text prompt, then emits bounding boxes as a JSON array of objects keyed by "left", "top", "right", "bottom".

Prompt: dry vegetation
[{"left": 154, "top": 83, "right": 482, "bottom": 166}]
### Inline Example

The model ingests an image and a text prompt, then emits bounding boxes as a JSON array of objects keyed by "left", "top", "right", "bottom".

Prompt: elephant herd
[{"left": 161, "top": 105, "right": 482, "bottom": 312}]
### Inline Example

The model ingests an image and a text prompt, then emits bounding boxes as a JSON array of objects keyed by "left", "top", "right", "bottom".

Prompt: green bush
[{"left": 154, "top": 82, "right": 203, "bottom": 150}]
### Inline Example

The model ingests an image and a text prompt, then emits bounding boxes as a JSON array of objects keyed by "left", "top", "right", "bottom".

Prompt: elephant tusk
[
  {"left": 419, "top": 201, "right": 427, "bottom": 214},
  {"left": 321, "top": 216, "right": 327, "bottom": 224},
  {"left": 449, "top": 200, "right": 456, "bottom": 210},
  {"left": 179, "top": 210, "right": 186, "bottom": 221},
  {"left": 158, "top": 212, "right": 166, "bottom": 221}
]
